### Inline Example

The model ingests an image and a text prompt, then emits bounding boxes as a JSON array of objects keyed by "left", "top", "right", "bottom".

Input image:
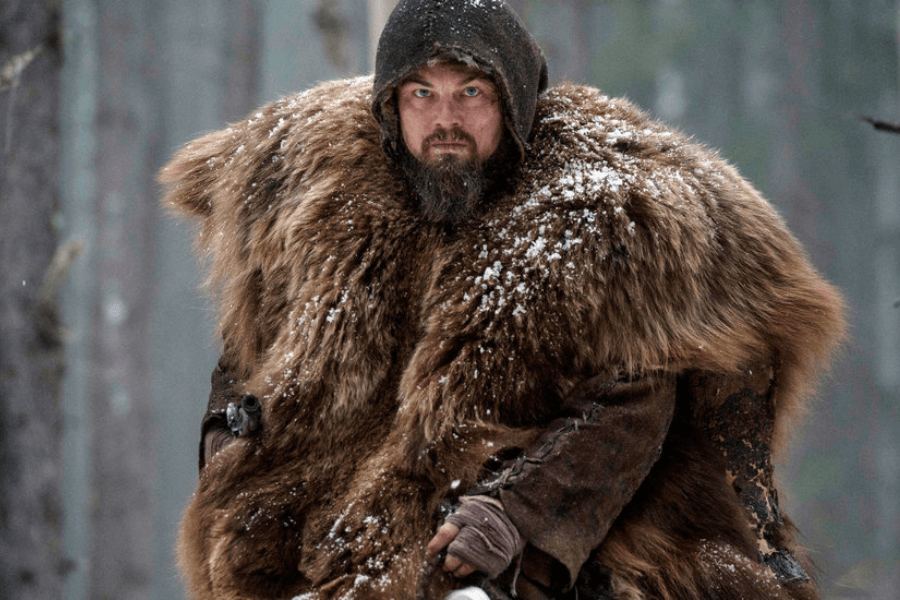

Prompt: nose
[{"left": 433, "top": 96, "right": 462, "bottom": 130}]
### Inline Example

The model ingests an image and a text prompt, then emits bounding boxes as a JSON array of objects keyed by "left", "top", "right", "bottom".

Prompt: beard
[
  {"left": 398, "top": 128, "right": 517, "bottom": 225},
  {"left": 408, "top": 152, "right": 485, "bottom": 224}
]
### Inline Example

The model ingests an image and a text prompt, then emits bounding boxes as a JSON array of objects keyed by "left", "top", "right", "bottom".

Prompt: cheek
[
  {"left": 399, "top": 107, "right": 427, "bottom": 157},
  {"left": 401, "top": 126, "right": 419, "bottom": 157},
  {"left": 477, "top": 112, "right": 504, "bottom": 158}
]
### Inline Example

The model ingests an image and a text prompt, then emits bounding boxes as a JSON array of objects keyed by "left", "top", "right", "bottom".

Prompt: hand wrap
[{"left": 444, "top": 496, "right": 525, "bottom": 579}]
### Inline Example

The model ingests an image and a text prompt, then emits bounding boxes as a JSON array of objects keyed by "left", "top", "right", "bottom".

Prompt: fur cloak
[{"left": 160, "top": 76, "right": 844, "bottom": 599}]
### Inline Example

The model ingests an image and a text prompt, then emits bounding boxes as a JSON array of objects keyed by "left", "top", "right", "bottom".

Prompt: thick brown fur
[{"left": 160, "top": 77, "right": 844, "bottom": 599}]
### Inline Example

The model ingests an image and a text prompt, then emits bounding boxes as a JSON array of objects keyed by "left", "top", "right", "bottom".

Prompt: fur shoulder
[
  {"left": 527, "top": 83, "right": 845, "bottom": 432},
  {"left": 158, "top": 76, "right": 395, "bottom": 370}
]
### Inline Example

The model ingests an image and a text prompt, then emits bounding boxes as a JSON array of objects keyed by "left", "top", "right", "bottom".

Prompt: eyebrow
[{"left": 401, "top": 73, "right": 487, "bottom": 88}]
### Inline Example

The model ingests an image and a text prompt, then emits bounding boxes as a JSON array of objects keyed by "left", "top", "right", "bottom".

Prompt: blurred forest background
[{"left": 1, "top": 0, "right": 898, "bottom": 598}]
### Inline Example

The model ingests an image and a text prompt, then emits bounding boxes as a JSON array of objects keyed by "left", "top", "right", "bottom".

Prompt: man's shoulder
[
  {"left": 533, "top": 83, "right": 680, "bottom": 150},
  {"left": 236, "top": 75, "right": 379, "bottom": 153},
  {"left": 262, "top": 76, "right": 375, "bottom": 122},
  {"left": 514, "top": 84, "right": 731, "bottom": 234},
  {"left": 161, "top": 75, "right": 390, "bottom": 219},
  {"left": 529, "top": 83, "right": 722, "bottom": 185},
  {"left": 519, "top": 82, "right": 780, "bottom": 235},
  {"left": 535, "top": 83, "right": 647, "bottom": 127}
]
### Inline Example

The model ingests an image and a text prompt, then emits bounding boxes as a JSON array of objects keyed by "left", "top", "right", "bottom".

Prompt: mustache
[{"left": 422, "top": 127, "right": 478, "bottom": 154}]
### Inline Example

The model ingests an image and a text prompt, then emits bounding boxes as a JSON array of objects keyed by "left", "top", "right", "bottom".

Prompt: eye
[
  {"left": 463, "top": 86, "right": 480, "bottom": 97},
  {"left": 413, "top": 88, "right": 431, "bottom": 98}
]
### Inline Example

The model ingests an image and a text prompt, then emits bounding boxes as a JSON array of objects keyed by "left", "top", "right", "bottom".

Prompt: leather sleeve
[{"left": 496, "top": 372, "right": 677, "bottom": 589}]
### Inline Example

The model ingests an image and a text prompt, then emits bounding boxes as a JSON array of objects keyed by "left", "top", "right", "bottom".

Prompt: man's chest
[{"left": 265, "top": 194, "right": 629, "bottom": 420}]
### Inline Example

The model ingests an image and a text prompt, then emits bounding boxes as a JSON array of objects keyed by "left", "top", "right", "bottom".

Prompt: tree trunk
[
  {"left": 0, "top": 1, "right": 68, "bottom": 598},
  {"left": 67, "top": 1, "right": 164, "bottom": 597}
]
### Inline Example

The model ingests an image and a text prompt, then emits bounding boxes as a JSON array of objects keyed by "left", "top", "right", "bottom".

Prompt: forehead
[{"left": 400, "top": 61, "right": 495, "bottom": 86}]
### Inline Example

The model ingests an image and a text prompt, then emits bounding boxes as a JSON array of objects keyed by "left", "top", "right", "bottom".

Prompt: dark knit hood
[{"left": 372, "top": 0, "right": 548, "bottom": 162}]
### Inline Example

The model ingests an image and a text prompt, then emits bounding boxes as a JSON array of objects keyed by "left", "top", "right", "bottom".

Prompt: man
[{"left": 160, "top": 1, "right": 844, "bottom": 599}]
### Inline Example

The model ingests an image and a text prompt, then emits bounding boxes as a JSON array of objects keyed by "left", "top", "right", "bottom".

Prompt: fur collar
[{"left": 162, "top": 76, "right": 843, "bottom": 454}]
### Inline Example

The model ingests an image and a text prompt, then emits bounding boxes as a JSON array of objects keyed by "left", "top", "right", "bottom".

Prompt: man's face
[{"left": 397, "top": 62, "right": 504, "bottom": 164}]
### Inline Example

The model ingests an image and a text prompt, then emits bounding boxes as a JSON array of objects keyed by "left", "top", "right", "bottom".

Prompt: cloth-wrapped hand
[{"left": 436, "top": 495, "right": 526, "bottom": 579}]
